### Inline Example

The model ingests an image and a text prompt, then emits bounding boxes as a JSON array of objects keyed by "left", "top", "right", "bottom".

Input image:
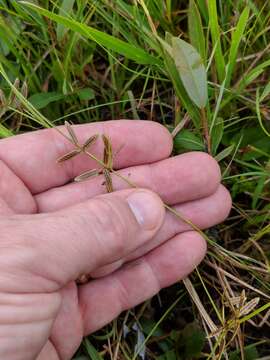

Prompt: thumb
[{"left": 0, "top": 189, "right": 165, "bottom": 292}]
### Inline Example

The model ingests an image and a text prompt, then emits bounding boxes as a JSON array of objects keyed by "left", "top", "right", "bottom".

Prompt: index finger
[{"left": 0, "top": 120, "right": 172, "bottom": 194}]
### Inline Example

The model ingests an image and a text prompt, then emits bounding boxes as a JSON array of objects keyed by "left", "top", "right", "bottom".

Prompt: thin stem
[{"left": 201, "top": 107, "right": 211, "bottom": 154}]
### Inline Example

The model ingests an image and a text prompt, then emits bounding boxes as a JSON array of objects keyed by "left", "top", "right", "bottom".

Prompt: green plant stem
[{"left": 201, "top": 107, "right": 211, "bottom": 154}]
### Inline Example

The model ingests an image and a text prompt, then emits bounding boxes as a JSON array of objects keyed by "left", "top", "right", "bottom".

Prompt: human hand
[{"left": 0, "top": 120, "right": 231, "bottom": 360}]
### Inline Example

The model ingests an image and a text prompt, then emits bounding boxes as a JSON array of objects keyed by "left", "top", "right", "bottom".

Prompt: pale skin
[{"left": 0, "top": 120, "right": 232, "bottom": 360}]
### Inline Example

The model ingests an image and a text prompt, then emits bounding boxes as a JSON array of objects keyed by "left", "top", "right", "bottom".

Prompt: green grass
[{"left": 1, "top": 0, "right": 270, "bottom": 359}]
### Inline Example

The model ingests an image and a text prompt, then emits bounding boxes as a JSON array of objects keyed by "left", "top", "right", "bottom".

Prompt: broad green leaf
[
  {"left": 29, "top": 91, "right": 65, "bottom": 109},
  {"left": 178, "top": 322, "right": 205, "bottom": 359},
  {"left": 229, "top": 345, "right": 259, "bottom": 360},
  {"left": 188, "top": 0, "right": 206, "bottom": 63},
  {"left": 20, "top": 2, "right": 161, "bottom": 66},
  {"left": 174, "top": 130, "right": 205, "bottom": 152},
  {"left": 157, "top": 349, "right": 177, "bottom": 360},
  {"left": 242, "top": 139, "right": 270, "bottom": 161},
  {"left": 231, "top": 126, "right": 267, "bottom": 147},
  {"left": 172, "top": 37, "right": 207, "bottom": 108},
  {"left": 208, "top": 0, "right": 225, "bottom": 82},
  {"left": 56, "top": 0, "right": 75, "bottom": 42},
  {"left": 77, "top": 88, "right": 95, "bottom": 101},
  {"left": 161, "top": 36, "right": 201, "bottom": 127},
  {"left": 29, "top": 89, "right": 94, "bottom": 108},
  {"left": 252, "top": 175, "right": 267, "bottom": 209},
  {"left": 226, "top": 6, "right": 249, "bottom": 87}
]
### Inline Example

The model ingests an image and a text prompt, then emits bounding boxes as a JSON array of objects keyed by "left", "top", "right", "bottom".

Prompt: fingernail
[{"left": 127, "top": 190, "right": 164, "bottom": 230}]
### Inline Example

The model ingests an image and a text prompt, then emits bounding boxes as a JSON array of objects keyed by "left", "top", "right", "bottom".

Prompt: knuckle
[{"left": 90, "top": 198, "right": 130, "bottom": 257}]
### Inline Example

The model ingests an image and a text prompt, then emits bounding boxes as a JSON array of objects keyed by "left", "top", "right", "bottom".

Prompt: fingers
[
  {"left": 79, "top": 231, "right": 206, "bottom": 334},
  {"left": 37, "top": 341, "right": 59, "bottom": 360},
  {"left": 91, "top": 184, "right": 231, "bottom": 277},
  {"left": 0, "top": 120, "right": 172, "bottom": 194},
  {"left": 0, "top": 291, "right": 61, "bottom": 360},
  {"left": 0, "top": 198, "right": 14, "bottom": 216},
  {"left": 36, "top": 152, "right": 221, "bottom": 212},
  {"left": 0, "top": 189, "right": 165, "bottom": 293},
  {"left": 0, "top": 160, "right": 36, "bottom": 214}
]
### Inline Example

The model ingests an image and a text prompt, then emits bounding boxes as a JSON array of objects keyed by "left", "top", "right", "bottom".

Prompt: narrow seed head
[
  {"left": 239, "top": 297, "right": 260, "bottom": 317},
  {"left": 21, "top": 81, "right": 28, "bottom": 98},
  {"left": 13, "top": 78, "right": 20, "bottom": 89},
  {"left": 57, "top": 149, "right": 81, "bottom": 163},
  {"left": 82, "top": 134, "right": 99, "bottom": 150},
  {"left": 74, "top": 169, "right": 100, "bottom": 182},
  {"left": 102, "top": 134, "right": 113, "bottom": 169},
  {"left": 103, "top": 168, "right": 113, "bottom": 192},
  {"left": 65, "top": 121, "right": 79, "bottom": 146}
]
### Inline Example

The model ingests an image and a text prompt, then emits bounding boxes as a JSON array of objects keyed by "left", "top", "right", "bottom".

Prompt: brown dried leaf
[
  {"left": 65, "top": 121, "right": 79, "bottom": 145},
  {"left": 57, "top": 149, "right": 81, "bottom": 163},
  {"left": 74, "top": 169, "right": 100, "bottom": 182},
  {"left": 82, "top": 134, "right": 99, "bottom": 150}
]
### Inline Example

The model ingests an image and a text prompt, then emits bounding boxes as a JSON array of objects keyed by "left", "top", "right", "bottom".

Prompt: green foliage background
[{"left": 0, "top": 0, "right": 270, "bottom": 359}]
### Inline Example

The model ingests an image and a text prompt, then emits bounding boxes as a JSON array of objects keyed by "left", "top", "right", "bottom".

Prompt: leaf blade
[
  {"left": 172, "top": 37, "right": 207, "bottom": 108},
  {"left": 188, "top": 0, "right": 206, "bottom": 63},
  {"left": 20, "top": 2, "right": 160, "bottom": 66},
  {"left": 226, "top": 6, "right": 250, "bottom": 87},
  {"left": 208, "top": 0, "right": 225, "bottom": 82}
]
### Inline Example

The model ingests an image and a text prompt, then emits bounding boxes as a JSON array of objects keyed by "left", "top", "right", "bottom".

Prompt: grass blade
[
  {"left": 214, "top": 144, "right": 235, "bottom": 162},
  {"left": 56, "top": 0, "right": 75, "bottom": 42},
  {"left": 20, "top": 2, "right": 161, "bottom": 66},
  {"left": 83, "top": 338, "right": 103, "bottom": 360},
  {"left": 0, "top": 123, "right": 13, "bottom": 138},
  {"left": 256, "top": 89, "right": 270, "bottom": 137},
  {"left": 226, "top": 6, "right": 250, "bottom": 87},
  {"left": 208, "top": 0, "right": 225, "bottom": 82},
  {"left": 188, "top": 0, "right": 206, "bottom": 63}
]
